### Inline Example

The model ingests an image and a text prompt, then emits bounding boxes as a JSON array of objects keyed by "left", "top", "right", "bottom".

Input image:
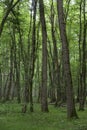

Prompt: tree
[
  {"left": 39, "top": 0, "right": 49, "bottom": 112},
  {"left": 79, "top": 0, "right": 86, "bottom": 110},
  {"left": 29, "top": 0, "right": 37, "bottom": 112},
  {"left": 57, "top": 0, "right": 78, "bottom": 118},
  {"left": 50, "top": 0, "right": 61, "bottom": 106}
]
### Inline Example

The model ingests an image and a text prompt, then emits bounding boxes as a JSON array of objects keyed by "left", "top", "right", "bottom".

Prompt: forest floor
[{"left": 0, "top": 102, "right": 87, "bottom": 130}]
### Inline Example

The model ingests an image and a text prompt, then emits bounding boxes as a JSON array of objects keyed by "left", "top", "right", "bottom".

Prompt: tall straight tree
[
  {"left": 29, "top": 0, "right": 37, "bottom": 112},
  {"left": 79, "top": 0, "right": 86, "bottom": 110},
  {"left": 77, "top": 0, "right": 82, "bottom": 103},
  {"left": 50, "top": 0, "right": 61, "bottom": 106},
  {"left": 57, "top": 0, "right": 78, "bottom": 118},
  {"left": 39, "top": 0, "right": 49, "bottom": 112}
]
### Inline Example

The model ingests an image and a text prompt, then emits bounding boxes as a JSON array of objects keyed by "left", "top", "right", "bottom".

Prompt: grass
[{"left": 0, "top": 102, "right": 87, "bottom": 130}]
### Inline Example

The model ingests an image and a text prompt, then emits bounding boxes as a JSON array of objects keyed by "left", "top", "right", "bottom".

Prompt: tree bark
[
  {"left": 79, "top": 0, "right": 86, "bottom": 110},
  {"left": 39, "top": 0, "right": 49, "bottom": 112},
  {"left": 57, "top": 0, "right": 78, "bottom": 118},
  {"left": 50, "top": 0, "right": 61, "bottom": 106}
]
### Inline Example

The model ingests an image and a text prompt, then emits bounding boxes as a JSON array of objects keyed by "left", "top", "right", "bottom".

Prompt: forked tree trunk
[{"left": 57, "top": 0, "right": 78, "bottom": 118}]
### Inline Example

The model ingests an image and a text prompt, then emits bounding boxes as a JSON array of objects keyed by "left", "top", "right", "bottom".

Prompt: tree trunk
[
  {"left": 39, "top": 0, "right": 49, "bottom": 112},
  {"left": 79, "top": 0, "right": 86, "bottom": 110},
  {"left": 57, "top": 0, "right": 78, "bottom": 119},
  {"left": 29, "top": 0, "right": 37, "bottom": 112},
  {"left": 50, "top": 0, "right": 61, "bottom": 106}
]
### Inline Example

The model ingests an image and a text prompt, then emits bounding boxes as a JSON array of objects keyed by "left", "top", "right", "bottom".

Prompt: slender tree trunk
[
  {"left": 14, "top": 37, "right": 21, "bottom": 103},
  {"left": 57, "top": 0, "right": 78, "bottom": 118},
  {"left": 29, "top": 0, "right": 37, "bottom": 112},
  {"left": 50, "top": 0, "right": 61, "bottom": 106},
  {"left": 77, "top": 0, "right": 82, "bottom": 103},
  {"left": 47, "top": 39, "right": 54, "bottom": 102},
  {"left": 36, "top": 23, "right": 41, "bottom": 103},
  {"left": 79, "top": 0, "right": 86, "bottom": 110},
  {"left": 18, "top": 22, "right": 29, "bottom": 112},
  {"left": 48, "top": 53, "right": 55, "bottom": 103},
  {"left": 39, "top": 0, "right": 49, "bottom": 112}
]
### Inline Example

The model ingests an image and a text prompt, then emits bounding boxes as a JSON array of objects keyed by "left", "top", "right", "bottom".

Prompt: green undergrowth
[{"left": 0, "top": 102, "right": 87, "bottom": 130}]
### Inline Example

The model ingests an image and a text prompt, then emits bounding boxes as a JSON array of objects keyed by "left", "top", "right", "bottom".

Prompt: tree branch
[{"left": 0, "top": 0, "right": 20, "bottom": 37}]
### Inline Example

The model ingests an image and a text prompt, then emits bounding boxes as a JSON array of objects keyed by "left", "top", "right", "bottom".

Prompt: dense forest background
[{"left": 0, "top": 0, "right": 87, "bottom": 122}]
